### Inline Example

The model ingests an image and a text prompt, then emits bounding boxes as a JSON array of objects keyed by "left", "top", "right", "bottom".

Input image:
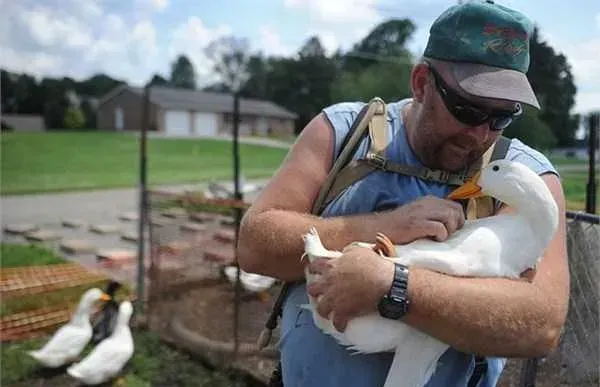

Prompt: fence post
[{"left": 586, "top": 113, "right": 598, "bottom": 214}]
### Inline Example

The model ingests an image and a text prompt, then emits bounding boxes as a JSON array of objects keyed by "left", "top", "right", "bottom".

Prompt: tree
[
  {"left": 205, "top": 36, "right": 251, "bottom": 92},
  {"left": 146, "top": 74, "right": 169, "bottom": 88},
  {"left": 169, "top": 54, "right": 196, "bottom": 89},
  {"left": 343, "top": 19, "right": 416, "bottom": 73},
  {"left": 63, "top": 106, "right": 85, "bottom": 129},
  {"left": 503, "top": 105, "right": 557, "bottom": 151},
  {"left": 527, "top": 27, "right": 578, "bottom": 147}
]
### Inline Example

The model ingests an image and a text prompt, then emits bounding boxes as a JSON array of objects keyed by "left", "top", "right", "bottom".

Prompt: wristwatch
[{"left": 377, "top": 262, "right": 410, "bottom": 320}]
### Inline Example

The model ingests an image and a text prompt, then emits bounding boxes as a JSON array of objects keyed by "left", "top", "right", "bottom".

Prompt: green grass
[
  {"left": 1, "top": 330, "right": 249, "bottom": 386},
  {"left": 1, "top": 243, "right": 67, "bottom": 268},
  {"left": 1, "top": 132, "right": 289, "bottom": 195},
  {"left": 560, "top": 171, "right": 598, "bottom": 212}
]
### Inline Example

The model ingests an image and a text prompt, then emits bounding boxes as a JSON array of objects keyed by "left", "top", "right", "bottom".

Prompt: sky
[{"left": 1, "top": 0, "right": 599, "bottom": 115}]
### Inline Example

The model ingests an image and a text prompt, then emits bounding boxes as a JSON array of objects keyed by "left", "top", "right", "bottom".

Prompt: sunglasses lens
[
  {"left": 490, "top": 116, "right": 513, "bottom": 131},
  {"left": 451, "top": 105, "right": 489, "bottom": 127}
]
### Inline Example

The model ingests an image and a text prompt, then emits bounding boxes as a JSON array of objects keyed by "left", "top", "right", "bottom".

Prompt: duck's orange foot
[
  {"left": 257, "top": 290, "right": 270, "bottom": 303},
  {"left": 374, "top": 233, "right": 395, "bottom": 257}
]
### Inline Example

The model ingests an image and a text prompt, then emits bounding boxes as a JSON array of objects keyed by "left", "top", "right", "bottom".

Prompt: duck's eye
[{"left": 492, "top": 165, "right": 500, "bottom": 172}]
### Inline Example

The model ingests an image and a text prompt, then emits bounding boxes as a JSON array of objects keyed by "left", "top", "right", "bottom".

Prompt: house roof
[
  {"left": 1, "top": 114, "right": 45, "bottom": 131},
  {"left": 98, "top": 85, "right": 297, "bottom": 120}
]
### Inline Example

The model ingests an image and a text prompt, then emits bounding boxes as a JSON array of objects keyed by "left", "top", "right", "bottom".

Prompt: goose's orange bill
[{"left": 447, "top": 171, "right": 483, "bottom": 200}]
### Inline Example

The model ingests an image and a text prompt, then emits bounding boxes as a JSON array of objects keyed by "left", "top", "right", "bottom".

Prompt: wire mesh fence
[
  {"left": 499, "top": 212, "right": 599, "bottom": 387},
  {"left": 144, "top": 186, "right": 599, "bottom": 387},
  {"left": 144, "top": 188, "right": 280, "bottom": 384}
]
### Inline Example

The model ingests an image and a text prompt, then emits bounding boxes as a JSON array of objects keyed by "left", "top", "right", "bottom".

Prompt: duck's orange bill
[
  {"left": 100, "top": 294, "right": 112, "bottom": 302},
  {"left": 447, "top": 171, "right": 484, "bottom": 200}
]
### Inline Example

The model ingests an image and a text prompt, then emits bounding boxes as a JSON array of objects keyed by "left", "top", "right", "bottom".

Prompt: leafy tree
[
  {"left": 146, "top": 74, "right": 169, "bottom": 88},
  {"left": 63, "top": 106, "right": 85, "bottom": 129},
  {"left": 169, "top": 54, "right": 196, "bottom": 89},
  {"left": 503, "top": 105, "right": 557, "bottom": 151},
  {"left": 527, "top": 27, "right": 578, "bottom": 147}
]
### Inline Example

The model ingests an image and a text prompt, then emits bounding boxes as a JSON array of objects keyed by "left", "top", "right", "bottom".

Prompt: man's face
[{"left": 410, "top": 61, "right": 520, "bottom": 172}]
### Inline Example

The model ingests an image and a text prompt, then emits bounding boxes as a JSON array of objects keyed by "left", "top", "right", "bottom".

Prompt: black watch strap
[{"left": 377, "top": 262, "right": 410, "bottom": 320}]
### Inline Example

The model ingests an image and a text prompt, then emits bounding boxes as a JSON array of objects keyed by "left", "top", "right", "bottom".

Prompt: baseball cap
[{"left": 423, "top": 0, "right": 540, "bottom": 109}]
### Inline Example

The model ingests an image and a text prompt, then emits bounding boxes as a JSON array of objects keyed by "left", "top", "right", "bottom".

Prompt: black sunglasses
[{"left": 426, "top": 63, "right": 522, "bottom": 131}]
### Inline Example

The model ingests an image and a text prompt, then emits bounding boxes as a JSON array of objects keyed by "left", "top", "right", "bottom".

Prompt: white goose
[
  {"left": 224, "top": 265, "right": 277, "bottom": 302},
  {"left": 302, "top": 159, "right": 559, "bottom": 387},
  {"left": 27, "top": 288, "right": 111, "bottom": 368},
  {"left": 67, "top": 300, "right": 135, "bottom": 385}
]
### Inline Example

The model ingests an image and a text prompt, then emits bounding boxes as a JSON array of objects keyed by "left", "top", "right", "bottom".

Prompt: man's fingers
[
  {"left": 306, "top": 282, "right": 324, "bottom": 298},
  {"left": 308, "top": 258, "right": 332, "bottom": 275},
  {"left": 316, "top": 295, "right": 333, "bottom": 319},
  {"left": 421, "top": 220, "right": 449, "bottom": 242},
  {"left": 332, "top": 314, "right": 348, "bottom": 333}
]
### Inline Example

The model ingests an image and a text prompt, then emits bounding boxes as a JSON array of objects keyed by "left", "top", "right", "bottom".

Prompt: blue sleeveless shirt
[{"left": 278, "top": 98, "right": 559, "bottom": 387}]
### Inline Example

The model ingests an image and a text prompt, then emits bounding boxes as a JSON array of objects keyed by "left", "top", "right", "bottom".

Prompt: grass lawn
[
  {"left": 0, "top": 242, "right": 250, "bottom": 386},
  {"left": 1, "top": 132, "right": 289, "bottom": 195}
]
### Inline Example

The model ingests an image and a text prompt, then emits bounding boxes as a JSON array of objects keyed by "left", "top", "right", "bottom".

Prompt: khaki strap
[
  {"left": 312, "top": 98, "right": 383, "bottom": 214},
  {"left": 367, "top": 98, "right": 388, "bottom": 155}
]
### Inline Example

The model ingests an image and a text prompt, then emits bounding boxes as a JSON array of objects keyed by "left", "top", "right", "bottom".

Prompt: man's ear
[{"left": 411, "top": 63, "right": 430, "bottom": 103}]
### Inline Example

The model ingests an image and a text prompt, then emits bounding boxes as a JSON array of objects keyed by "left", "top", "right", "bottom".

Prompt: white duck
[
  {"left": 302, "top": 159, "right": 559, "bottom": 387},
  {"left": 224, "top": 265, "right": 277, "bottom": 302},
  {"left": 27, "top": 288, "right": 111, "bottom": 368},
  {"left": 67, "top": 300, "right": 135, "bottom": 385}
]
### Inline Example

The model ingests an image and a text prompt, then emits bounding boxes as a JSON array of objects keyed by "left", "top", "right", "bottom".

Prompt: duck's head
[
  {"left": 447, "top": 159, "right": 548, "bottom": 204},
  {"left": 447, "top": 159, "right": 559, "bottom": 239},
  {"left": 116, "top": 300, "right": 134, "bottom": 327},
  {"left": 74, "top": 288, "right": 112, "bottom": 319}
]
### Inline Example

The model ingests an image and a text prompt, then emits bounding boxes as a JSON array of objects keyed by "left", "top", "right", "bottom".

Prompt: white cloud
[
  {"left": 257, "top": 26, "right": 294, "bottom": 56},
  {"left": 135, "top": 0, "right": 169, "bottom": 13},
  {"left": 167, "top": 17, "right": 233, "bottom": 85},
  {"left": 284, "top": 0, "right": 382, "bottom": 24},
  {"left": 596, "top": 12, "right": 600, "bottom": 29},
  {"left": 20, "top": 7, "right": 93, "bottom": 49}
]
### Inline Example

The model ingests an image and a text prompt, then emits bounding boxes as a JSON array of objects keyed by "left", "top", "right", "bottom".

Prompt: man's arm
[{"left": 238, "top": 113, "right": 467, "bottom": 282}]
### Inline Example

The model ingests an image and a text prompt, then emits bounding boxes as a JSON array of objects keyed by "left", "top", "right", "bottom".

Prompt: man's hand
[
  {"left": 306, "top": 245, "right": 395, "bottom": 332},
  {"left": 384, "top": 195, "right": 465, "bottom": 244}
]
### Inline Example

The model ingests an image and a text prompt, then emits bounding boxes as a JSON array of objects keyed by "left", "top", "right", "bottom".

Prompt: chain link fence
[{"left": 499, "top": 212, "right": 599, "bottom": 387}]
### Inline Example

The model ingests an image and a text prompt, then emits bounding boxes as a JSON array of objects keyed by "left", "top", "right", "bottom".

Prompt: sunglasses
[{"left": 426, "top": 63, "right": 522, "bottom": 131}]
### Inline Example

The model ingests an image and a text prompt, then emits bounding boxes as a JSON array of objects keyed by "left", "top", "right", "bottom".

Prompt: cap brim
[{"left": 450, "top": 63, "right": 540, "bottom": 109}]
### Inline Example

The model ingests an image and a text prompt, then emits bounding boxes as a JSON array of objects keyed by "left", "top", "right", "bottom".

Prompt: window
[{"left": 115, "top": 107, "right": 124, "bottom": 131}]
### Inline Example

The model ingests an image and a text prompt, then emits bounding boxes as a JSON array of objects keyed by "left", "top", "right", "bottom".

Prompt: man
[{"left": 237, "top": 1, "right": 570, "bottom": 386}]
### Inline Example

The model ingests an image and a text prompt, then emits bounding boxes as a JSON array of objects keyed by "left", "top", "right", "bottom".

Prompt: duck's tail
[
  {"left": 383, "top": 332, "right": 448, "bottom": 387},
  {"left": 301, "top": 226, "right": 343, "bottom": 262}
]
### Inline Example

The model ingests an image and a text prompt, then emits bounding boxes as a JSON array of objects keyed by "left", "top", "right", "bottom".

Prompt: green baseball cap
[{"left": 424, "top": 0, "right": 540, "bottom": 109}]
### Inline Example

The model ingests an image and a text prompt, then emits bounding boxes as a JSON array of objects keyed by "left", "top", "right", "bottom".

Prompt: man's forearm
[
  {"left": 237, "top": 208, "right": 388, "bottom": 282},
  {"left": 403, "top": 267, "right": 564, "bottom": 357}
]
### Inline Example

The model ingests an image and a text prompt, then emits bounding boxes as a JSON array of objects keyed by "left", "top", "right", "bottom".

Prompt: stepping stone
[
  {"left": 24, "top": 229, "right": 61, "bottom": 242},
  {"left": 121, "top": 231, "right": 138, "bottom": 243},
  {"left": 157, "top": 240, "right": 190, "bottom": 255},
  {"left": 118, "top": 211, "right": 139, "bottom": 221},
  {"left": 150, "top": 218, "right": 169, "bottom": 227},
  {"left": 96, "top": 249, "right": 136, "bottom": 261},
  {"left": 189, "top": 212, "right": 216, "bottom": 223},
  {"left": 89, "top": 224, "right": 120, "bottom": 234},
  {"left": 60, "top": 239, "right": 96, "bottom": 254},
  {"left": 4, "top": 224, "right": 37, "bottom": 235},
  {"left": 219, "top": 216, "right": 237, "bottom": 227},
  {"left": 180, "top": 222, "right": 207, "bottom": 233},
  {"left": 161, "top": 207, "right": 187, "bottom": 218},
  {"left": 61, "top": 219, "right": 86, "bottom": 228},
  {"left": 214, "top": 229, "right": 236, "bottom": 243}
]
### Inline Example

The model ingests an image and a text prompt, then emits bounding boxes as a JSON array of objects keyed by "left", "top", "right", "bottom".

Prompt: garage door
[
  {"left": 164, "top": 110, "right": 191, "bottom": 136},
  {"left": 193, "top": 112, "right": 218, "bottom": 136}
]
